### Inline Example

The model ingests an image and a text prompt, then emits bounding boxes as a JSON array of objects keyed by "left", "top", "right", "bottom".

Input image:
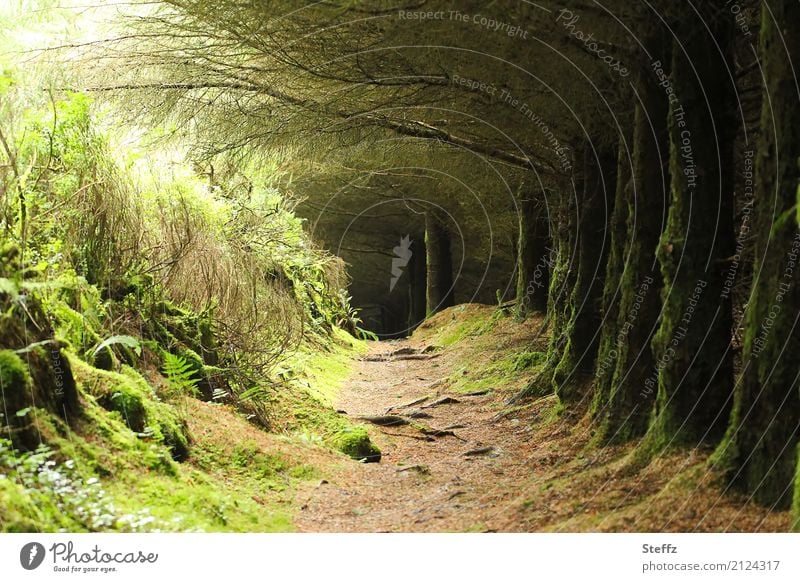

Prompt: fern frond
[{"left": 162, "top": 352, "right": 200, "bottom": 396}]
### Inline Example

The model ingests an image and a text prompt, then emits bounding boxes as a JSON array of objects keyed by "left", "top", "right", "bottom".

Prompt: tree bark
[
  {"left": 647, "top": 6, "right": 736, "bottom": 451},
  {"left": 592, "top": 131, "right": 633, "bottom": 428},
  {"left": 515, "top": 195, "right": 550, "bottom": 317},
  {"left": 594, "top": 39, "right": 670, "bottom": 444},
  {"left": 553, "top": 143, "right": 616, "bottom": 404},
  {"left": 425, "top": 210, "right": 454, "bottom": 316},
  {"left": 716, "top": 0, "right": 800, "bottom": 509}
]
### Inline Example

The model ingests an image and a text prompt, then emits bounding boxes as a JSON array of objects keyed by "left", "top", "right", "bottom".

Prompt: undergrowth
[{"left": 0, "top": 67, "right": 375, "bottom": 531}]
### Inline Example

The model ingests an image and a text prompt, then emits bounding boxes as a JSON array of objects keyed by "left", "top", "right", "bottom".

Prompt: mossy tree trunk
[
  {"left": 506, "top": 176, "right": 577, "bottom": 403},
  {"left": 553, "top": 143, "right": 616, "bottom": 404},
  {"left": 425, "top": 210, "right": 454, "bottom": 316},
  {"left": 716, "top": 0, "right": 800, "bottom": 509},
  {"left": 592, "top": 132, "right": 632, "bottom": 424},
  {"left": 594, "top": 42, "right": 671, "bottom": 444},
  {"left": 647, "top": 8, "right": 736, "bottom": 451},
  {"left": 515, "top": 194, "right": 550, "bottom": 317}
]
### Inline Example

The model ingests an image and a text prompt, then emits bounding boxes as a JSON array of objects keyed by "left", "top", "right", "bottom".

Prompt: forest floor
[{"left": 296, "top": 305, "right": 794, "bottom": 532}]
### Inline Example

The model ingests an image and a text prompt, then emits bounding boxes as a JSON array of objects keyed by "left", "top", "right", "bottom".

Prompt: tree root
[
  {"left": 358, "top": 415, "right": 410, "bottom": 426},
  {"left": 421, "top": 396, "right": 460, "bottom": 409}
]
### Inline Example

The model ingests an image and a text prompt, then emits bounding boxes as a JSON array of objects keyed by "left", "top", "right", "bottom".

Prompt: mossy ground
[
  {"left": 415, "top": 304, "right": 547, "bottom": 397},
  {"left": 267, "top": 328, "right": 381, "bottom": 461},
  {"left": 0, "top": 319, "right": 370, "bottom": 532}
]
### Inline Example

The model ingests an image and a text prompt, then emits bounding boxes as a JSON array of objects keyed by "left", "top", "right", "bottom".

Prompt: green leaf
[
  {"left": 93, "top": 335, "right": 142, "bottom": 357},
  {"left": 15, "top": 339, "right": 58, "bottom": 354}
]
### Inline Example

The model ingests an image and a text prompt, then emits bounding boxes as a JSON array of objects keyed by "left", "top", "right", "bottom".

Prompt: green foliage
[
  {"left": 71, "top": 359, "right": 189, "bottom": 460},
  {"left": 0, "top": 439, "right": 166, "bottom": 532},
  {"left": 162, "top": 352, "right": 200, "bottom": 397},
  {"left": 93, "top": 335, "right": 141, "bottom": 358},
  {"left": 0, "top": 15, "right": 371, "bottom": 534}
]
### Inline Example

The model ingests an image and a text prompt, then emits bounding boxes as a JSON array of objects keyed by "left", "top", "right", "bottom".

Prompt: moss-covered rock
[
  {"left": 330, "top": 427, "right": 381, "bottom": 463},
  {"left": 0, "top": 350, "right": 35, "bottom": 447},
  {"left": 0, "top": 345, "right": 80, "bottom": 450},
  {"left": 0, "top": 350, "right": 32, "bottom": 392},
  {"left": 87, "top": 369, "right": 148, "bottom": 432},
  {"left": 71, "top": 359, "right": 190, "bottom": 460}
]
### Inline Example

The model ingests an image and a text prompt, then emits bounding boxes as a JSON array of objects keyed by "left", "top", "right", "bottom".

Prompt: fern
[
  {"left": 356, "top": 326, "right": 378, "bottom": 341},
  {"left": 162, "top": 352, "right": 200, "bottom": 396}
]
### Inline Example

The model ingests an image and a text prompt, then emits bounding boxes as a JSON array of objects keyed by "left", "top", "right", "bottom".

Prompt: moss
[
  {"left": 0, "top": 349, "right": 31, "bottom": 395},
  {"left": 102, "top": 469, "right": 293, "bottom": 532},
  {"left": 71, "top": 358, "right": 189, "bottom": 460},
  {"left": 330, "top": 427, "right": 381, "bottom": 462},
  {"left": 794, "top": 445, "right": 800, "bottom": 532},
  {"left": 288, "top": 464, "right": 320, "bottom": 480},
  {"left": 0, "top": 350, "right": 38, "bottom": 448},
  {"left": 0, "top": 242, "right": 22, "bottom": 276},
  {"left": 75, "top": 362, "right": 147, "bottom": 432},
  {"left": 119, "top": 366, "right": 190, "bottom": 461},
  {"left": 513, "top": 351, "right": 547, "bottom": 371},
  {"left": 49, "top": 300, "right": 102, "bottom": 355},
  {"left": 418, "top": 305, "right": 500, "bottom": 347}
]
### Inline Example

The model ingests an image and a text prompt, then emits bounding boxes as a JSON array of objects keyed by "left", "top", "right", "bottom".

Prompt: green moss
[
  {"left": 0, "top": 349, "right": 31, "bottom": 395},
  {"left": 71, "top": 358, "right": 189, "bottom": 460},
  {"left": 230, "top": 441, "right": 287, "bottom": 475},
  {"left": 513, "top": 351, "right": 547, "bottom": 370},
  {"left": 119, "top": 366, "right": 189, "bottom": 460},
  {"left": 330, "top": 427, "right": 381, "bottom": 462},
  {"left": 793, "top": 445, "right": 800, "bottom": 532},
  {"left": 0, "top": 350, "right": 37, "bottom": 447},
  {"left": 438, "top": 309, "right": 500, "bottom": 346},
  {"left": 288, "top": 464, "right": 320, "bottom": 480},
  {"left": 103, "top": 469, "right": 293, "bottom": 532},
  {"left": 74, "top": 361, "right": 147, "bottom": 432},
  {"left": 50, "top": 300, "right": 102, "bottom": 355}
]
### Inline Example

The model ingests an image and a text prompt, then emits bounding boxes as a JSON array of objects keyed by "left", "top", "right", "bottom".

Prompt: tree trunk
[
  {"left": 716, "top": 0, "right": 800, "bottom": 509},
  {"left": 553, "top": 143, "right": 616, "bottom": 404},
  {"left": 646, "top": 7, "right": 736, "bottom": 451},
  {"left": 407, "top": 237, "right": 427, "bottom": 330},
  {"left": 425, "top": 210, "right": 454, "bottom": 316},
  {"left": 592, "top": 132, "right": 632, "bottom": 426},
  {"left": 594, "top": 40, "right": 670, "bottom": 444},
  {"left": 507, "top": 177, "right": 575, "bottom": 403},
  {"left": 515, "top": 195, "right": 549, "bottom": 317}
]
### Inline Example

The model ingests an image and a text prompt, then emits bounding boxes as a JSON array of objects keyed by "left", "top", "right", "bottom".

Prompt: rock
[{"left": 330, "top": 427, "right": 381, "bottom": 463}]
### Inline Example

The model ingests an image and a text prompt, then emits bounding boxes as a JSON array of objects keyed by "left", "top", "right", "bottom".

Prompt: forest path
[{"left": 295, "top": 337, "right": 533, "bottom": 532}]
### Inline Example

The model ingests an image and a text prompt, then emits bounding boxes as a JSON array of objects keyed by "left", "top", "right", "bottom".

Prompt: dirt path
[
  {"left": 294, "top": 308, "right": 794, "bottom": 533},
  {"left": 296, "top": 337, "right": 533, "bottom": 532}
]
